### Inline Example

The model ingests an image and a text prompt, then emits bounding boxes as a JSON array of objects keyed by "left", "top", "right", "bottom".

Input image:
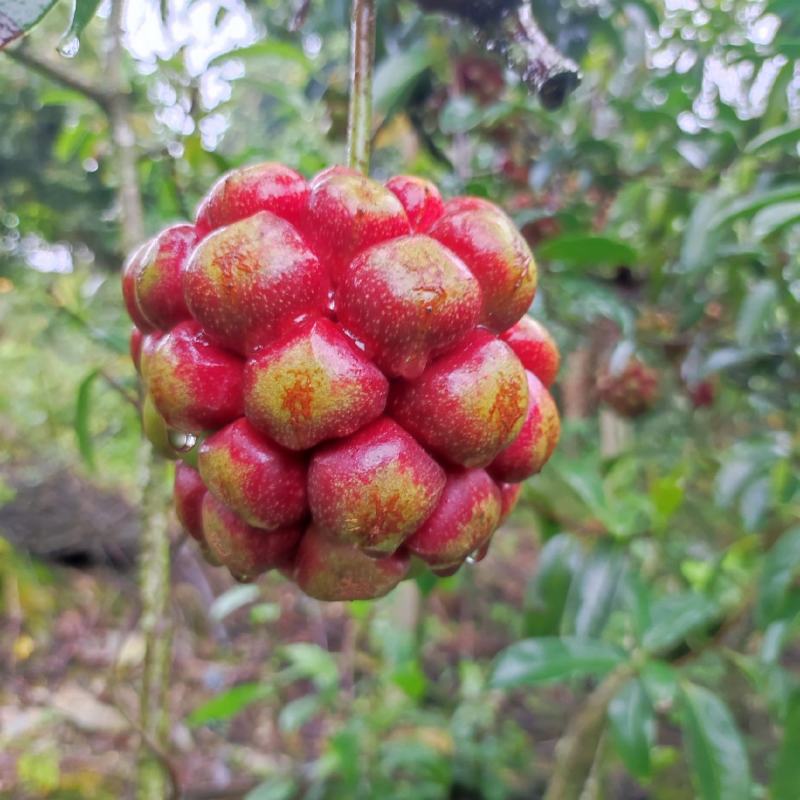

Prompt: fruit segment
[{"left": 500, "top": 316, "right": 560, "bottom": 388}]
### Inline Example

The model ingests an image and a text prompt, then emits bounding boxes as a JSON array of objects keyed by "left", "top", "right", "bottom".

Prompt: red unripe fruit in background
[
  {"left": 202, "top": 493, "right": 302, "bottom": 582},
  {"left": 294, "top": 526, "right": 409, "bottom": 601},
  {"left": 337, "top": 235, "right": 482, "bottom": 379},
  {"left": 390, "top": 330, "right": 528, "bottom": 468},
  {"left": 429, "top": 203, "right": 537, "bottom": 332},
  {"left": 488, "top": 371, "right": 560, "bottom": 483},
  {"left": 308, "top": 417, "right": 445, "bottom": 556},
  {"left": 184, "top": 211, "right": 328, "bottom": 355},
  {"left": 244, "top": 317, "right": 388, "bottom": 450},
  {"left": 305, "top": 170, "right": 410, "bottom": 283},
  {"left": 688, "top": 379, "right": 715, "bottom": 409},
  {"left": 385, "top": 175, "right": 445, "bottom": 232},
  {"left": 147, "top": 321, "right": 244, "bottom": 432},
  {"left": 501, "top": 316, "right": 560, "bottom": 388},
  {"left": 597, "top": 357, "right": 659, "bottom": 418},
  {"left": 198, "top": 418, "right": 307, "bottom": 530},
  {"left": 128, "top": 224, "right": 197, "bottom": 331},
  {"left": 174, "top": 463, "right": 207, "bottom": 541},
  {"left": 405, "top": 468, "right": 501, "bottom": 569},
  {"left": 122, "top": 162, "right": 560, "bottom": 600},
  {"left": 195, "top": 162, "right": 309, "bottom": 235}
]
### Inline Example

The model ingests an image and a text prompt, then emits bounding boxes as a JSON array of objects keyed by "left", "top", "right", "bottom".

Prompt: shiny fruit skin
[
  {"left": 307, "top": 417, "right": 445, "bottom": 556},
  {"left": 385, "top": 175, "right": 445, "bottom": 232},
  {"left": 244, "top": 317, "right": 388, "bottom": 450},
  {"left": 184, "top": 211, "right": 328, "bottom": 355},
  {"left": 174, "top": 463, "right": 207, "bottom": 541},
  {"left": 488, "top": 371, "right": 560, "bottom": 483},
  {"left": 293, "top": 526, "right": 410, "bottom": 601},
  {"left": 405, "top": 468, "right": 501, "bottom": 569},
  {"left": 429, "top": 203, "right": 537, "bottom": 332},
  {"left": 198, "top": 418, "right": 307, "bottom": 530},
  {"left": 202, "top": 493, "right": 302, "bottom": 582},
  {"left": 147, "top": 321, "right": 244, "bottom": 432},
  {"left": 390, "top": 329, "right": 528, "bottom": 468},
  {"left": 337, "top": 235, "right": 482, "bottom": 379},
  {"left": 500, "top": 316, "right": 560, "bottom": 388}
]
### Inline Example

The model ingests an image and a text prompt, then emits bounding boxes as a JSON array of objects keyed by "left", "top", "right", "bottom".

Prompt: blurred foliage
[{"left": 0, "top": 0, "right": 799, "bottom": 797}]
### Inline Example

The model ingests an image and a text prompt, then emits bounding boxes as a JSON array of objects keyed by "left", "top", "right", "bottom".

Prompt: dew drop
[
  {"left": 58, "top": 36, "right": 80, "bottom": 58},
  {"left": 168, "top": 430, "right": 198, "bottom": 453}
]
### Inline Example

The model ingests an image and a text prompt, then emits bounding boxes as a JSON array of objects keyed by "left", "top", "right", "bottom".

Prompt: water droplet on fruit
[
  {"left": 465, "top": 553, "right": 479, "bottom": 565},
  {"left": 58, "top": 36, "right": 80, "bottom": 58},
  {"left": 168, "top": 430, "right": 198, "bottom": 453}
]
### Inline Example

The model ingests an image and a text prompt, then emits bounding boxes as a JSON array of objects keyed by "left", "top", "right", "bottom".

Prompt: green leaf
[
  {"left": 373, "top": 46, "right": 436, "bottom": 117},
  {"left": 278, "top": 695, "right": 321, "bottom": 733},
  {"left": 757, "top": 527, "right": 800, "bottom": 627},
  {"left": 490, "top": 637, "right": 627, "bottom": 688},
  {"left": 770, "top": 691, "right": 800, "bottom": 800},
  {"left": 562, "top": 544, "right": 627, "bottom": 638},
  {"left": 608, "top": 679, "right": 655, "bottom": 779},
  {"left": 280, "top": 643, "right": 339, "bottom": 691},
  {"left": 187, "top": 683, "right": 271, "bottom": 727},
  {"left": 711, "top": 184, "right": 800, "bottom": 229},
  {"left": 745, "top": 121, "right": 800, "bottom": 154},
  {"left": 208, "top": 39, "right": 311, "bottom": 70},
  {"left": 524, "top": 533, "right": 583, "bottom": 636},
  {"left": 537, "top": 235, "right": 637, "bottom": 268},
  {"left": 244, "top": 778, "right": 299, "bottom": 800},
  {"left": 74, "top": 369, "right": 101, "bottom": 471},
  {"left": 210, "top": 584, "right": 260, "bottom": 621},
  {"left": 681, "top": 190, "right": 725, "bottom": 272},
  {"left": 0, "top": 0, "right": 60, "bottom": 48},
  {"left": 736, "top": 280, "right": 777, "bottom": 345},
  {"left": 59, "top": 0, "right": 103, "bottom": 53},
  {"left": 751, "top": 201, "right": 800, "bottom": 240},
  {"left": 680, "top": 683, "right": 751, "bottom": 800},
  {"left": 642, "top": 593, "right": 719, "bottom": 654}
]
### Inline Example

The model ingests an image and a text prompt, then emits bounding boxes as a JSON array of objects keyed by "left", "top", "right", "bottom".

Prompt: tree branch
[
  {"left": 4, "top": 44, "right": 111, "bottom": 111},
  {"left": 346, "top": 0, "right": 376, "bottom": 173}
]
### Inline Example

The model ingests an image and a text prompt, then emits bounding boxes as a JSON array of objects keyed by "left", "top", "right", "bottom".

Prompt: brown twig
[
  {"left": 4, "top": 44, "right": 112, "bottom": 110},
  {"left": 346, "top": 0, "right": 376, "bottom": 173}
]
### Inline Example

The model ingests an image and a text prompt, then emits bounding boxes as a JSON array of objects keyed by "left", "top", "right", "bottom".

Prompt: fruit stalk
[{"left": 346, "top": 0, "right": 376, "bottom": 173}]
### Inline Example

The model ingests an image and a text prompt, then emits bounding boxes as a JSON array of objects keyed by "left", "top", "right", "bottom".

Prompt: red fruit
[
  {"left": 597, "top": 358, "right": 659, "bottom": 418},
  {"left": 429, "top": 203, "right": 537, "bottom": 331},
  {"left": 390, "top": 330, "right": 528, "bottom": 467},
  {"left": 294, "top": 526, "right": 410, "bottom": 601},
  {"left": 130, "top": 327, "right": 143, "bottom": 372},
  {"left": 147, "top": 321, "right": 244, "bottom": 432},
  {"left": 337, "top": 235, "right": 482, "bottom": 379},
  {"left": 174, "top": 463, "right": 206, "bottom": 541},
  {"left": 385, "top": 175, "right": 445, "bottom": 232},
  {"left": 306, "top": 170, "right": 410, "bottom": 283},
  {"left": 122, "top": 240, "right": 156, "bottom": 332},
  {"left": 688, "top": 379, "right": 715, "bottom": 409},
  {"left": 405, "top": 468, "right": 501, "bottom": 569},
  {"left": 202, "top": 494, "right": 302, "bottom": 581},
  {"left": 488, "top": 371, "right": 560, "bottom": 482},
  {"left": 500, "top": 316, "right": 560, "bottom": 388},
  {"left": 498, "top": 482, "right": 522, "bottom": 523},
  {"left": 198, "top": 418, "right": 306, "bottom": 530},
  {"left": 128, "top": 224, "right": 197, "bottom": 331},
  {"left": 308, "top": 417, "right": 445, "bottom": 556},
  {"left": 184, "top": 211, "right": 328, "bottom": 355},
  {"left": 121, "top": 162, "right": 560, "bottom": 600},
  {"left": 195, "top": 162, "right": 309, "bottom": 235},
  {"left": 244, "top": 317, "right": 388, "bottom": 450}
]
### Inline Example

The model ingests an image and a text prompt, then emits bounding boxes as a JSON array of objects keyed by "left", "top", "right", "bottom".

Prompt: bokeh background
[{"left": 0, "top": 0, "right": 798, "bottom": 798}]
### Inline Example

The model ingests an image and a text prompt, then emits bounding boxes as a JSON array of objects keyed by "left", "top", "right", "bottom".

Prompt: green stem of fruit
[{"left": 346, "top": 0, "right": 376, "bottom": 174}]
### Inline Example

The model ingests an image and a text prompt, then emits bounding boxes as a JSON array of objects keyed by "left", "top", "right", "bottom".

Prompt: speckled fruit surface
[{"left": 123, "top": 163, "right": 561, "bottom": 598}]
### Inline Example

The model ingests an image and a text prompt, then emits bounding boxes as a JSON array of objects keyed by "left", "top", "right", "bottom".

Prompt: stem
[
  {"left": 346, "top": 0, "right": 376, "bottom": 174},
  {"left": 544, "top": 665, "right": 634, "bottom": 800},
  {"left": 4, "top": 45, "right": 111, "bottom": 110}
]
